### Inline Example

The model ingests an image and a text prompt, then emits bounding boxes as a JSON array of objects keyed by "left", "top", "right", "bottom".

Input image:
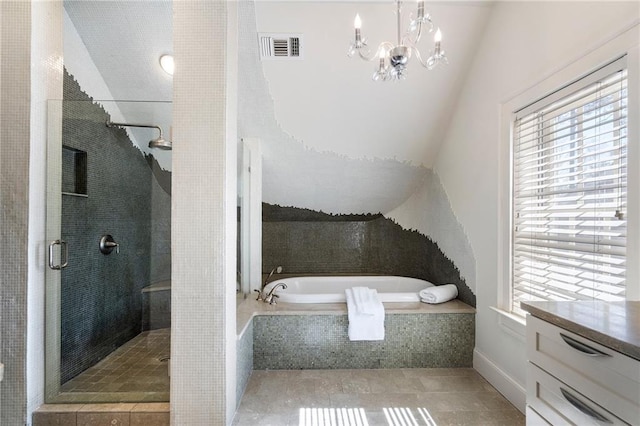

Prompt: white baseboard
[{"left": 473, "top": 348, "right": 526, "bottom": 414}]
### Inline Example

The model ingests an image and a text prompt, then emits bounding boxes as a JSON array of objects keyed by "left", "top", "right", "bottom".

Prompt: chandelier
[{"left": 347, "top": 0, "right": 447, "bottom": 81}]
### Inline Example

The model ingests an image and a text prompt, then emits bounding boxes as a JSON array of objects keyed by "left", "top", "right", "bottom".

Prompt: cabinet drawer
[
  {"left": 528, "top": 363, "right": 628, "bottom": 425},
  {"left": 526, "top": 405, "right": 551, "bottom": 425},
  {"left": 527, "top": 315, "right": 640, "bottom": 424}
]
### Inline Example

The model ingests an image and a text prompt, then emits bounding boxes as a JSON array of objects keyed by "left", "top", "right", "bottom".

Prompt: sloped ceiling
[
  {"left": 65, "top": 0, "right": 492, "bottom": 214},
  {"left": 255, "top": 1, "right": 491, "bottom": 166}
]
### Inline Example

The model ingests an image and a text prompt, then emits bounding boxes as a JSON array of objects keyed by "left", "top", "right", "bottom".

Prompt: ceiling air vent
[{"left": 259, "top": 33, "right": 303, "bottom": 60}]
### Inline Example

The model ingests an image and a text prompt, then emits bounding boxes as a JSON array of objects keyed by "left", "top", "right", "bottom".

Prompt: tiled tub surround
[
  {"left": 237, "top": 298, "right": 475, "bottom": 371},
  {"left": 59, "top": 70, "right": 172, "bottom": 387},
  {"left": 236, "top": 319, "right": 254, "bottom": 406},
  {"left": 262, "top": 203, "right": 476, "bottom": 308}
]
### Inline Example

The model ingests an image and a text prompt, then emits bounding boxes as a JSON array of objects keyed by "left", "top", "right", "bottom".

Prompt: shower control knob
[{"left": 99, "top": 234, "right": 120, "bottom": 255}]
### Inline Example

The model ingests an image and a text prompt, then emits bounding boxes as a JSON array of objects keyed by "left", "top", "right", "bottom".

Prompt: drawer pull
[
  {"left": 560, "top": 387, "right": 613, "bottom": 424},
  {"left": 559, "top": 333, "right": 610, "bottom": 357}
]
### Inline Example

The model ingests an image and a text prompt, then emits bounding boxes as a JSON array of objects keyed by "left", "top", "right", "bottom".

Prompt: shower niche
[{"left": 61, "top": 145, "right": 87, "bottom": 197}]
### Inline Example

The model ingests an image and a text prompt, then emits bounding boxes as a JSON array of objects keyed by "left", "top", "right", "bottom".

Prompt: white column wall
[
  {"left": 0, "top": 2, "right": 31, "bottom": 424},
  {"left": 28, "top": 1, "right": 64, "bottom": 420},
  {"left": 171, "top": 1, "right": 237, "bottom": 424}
]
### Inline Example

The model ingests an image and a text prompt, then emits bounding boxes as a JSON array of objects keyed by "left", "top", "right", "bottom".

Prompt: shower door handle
[{"left": 48, "top": 239, "right": 69, "bottom": 270}]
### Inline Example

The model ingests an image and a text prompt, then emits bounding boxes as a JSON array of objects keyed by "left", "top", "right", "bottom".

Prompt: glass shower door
[{"left": 45, "top": 98, "right": 172, "bottom": 403}]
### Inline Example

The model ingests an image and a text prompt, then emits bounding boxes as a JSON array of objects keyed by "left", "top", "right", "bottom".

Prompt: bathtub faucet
[
  {"left": 255, "top": 265, "right": 283, "bottom": 301},
  {"left": 264, "top": 282, "right": 287, "bottom": 305}
]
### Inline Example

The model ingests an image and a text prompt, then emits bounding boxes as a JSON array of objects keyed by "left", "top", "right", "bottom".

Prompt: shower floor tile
[
  {"left": 59, "top": 328, "right": 170, "bottom": 402},
  {"left": 233, "top": 368, "right": 525, "bottom": 426}
]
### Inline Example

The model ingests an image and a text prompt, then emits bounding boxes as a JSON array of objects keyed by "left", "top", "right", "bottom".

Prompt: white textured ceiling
[
  {"left": 64, "top": 0, "right": 492, "bottom": 213},
  {"left": 65, "top": 0, "right": 173, "bottom": 102}
]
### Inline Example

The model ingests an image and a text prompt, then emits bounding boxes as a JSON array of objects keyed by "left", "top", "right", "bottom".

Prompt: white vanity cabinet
[{"left": 522, "top": 302, "right": 640, "bottom": 426}]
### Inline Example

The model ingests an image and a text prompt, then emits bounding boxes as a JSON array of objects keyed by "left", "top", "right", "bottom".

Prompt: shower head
[
  {"left": 106, "top": 120, "right": 172, "bottom": 151},
  {"left": 149, "top": 135, "right": 172, "bottom": 150}
]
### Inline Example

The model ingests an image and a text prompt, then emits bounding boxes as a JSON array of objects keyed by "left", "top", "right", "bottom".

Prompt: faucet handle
[
  {"left": 269, "top": 294, "right": 279, "bottom": 305},
  {"left": 254, "top": 289, "right": 263, "bottom": 301}
]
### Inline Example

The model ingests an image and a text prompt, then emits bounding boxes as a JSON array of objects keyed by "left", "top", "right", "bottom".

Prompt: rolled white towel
[{"left": 419, "top": 284, "right": 458, "bottom": 304}]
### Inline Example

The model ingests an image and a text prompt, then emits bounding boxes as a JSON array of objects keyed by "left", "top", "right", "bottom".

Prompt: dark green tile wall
[
  {"left": 60, "top": 69, "right": 171, "bottom": 383},
  {"left": 262, "top": 203, "right": 475, "bottom": 307}
]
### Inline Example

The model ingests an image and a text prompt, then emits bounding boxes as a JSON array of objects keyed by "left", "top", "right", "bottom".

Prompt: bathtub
[{"left": 262, "top": 276, "right": 434, "bottom": 304}]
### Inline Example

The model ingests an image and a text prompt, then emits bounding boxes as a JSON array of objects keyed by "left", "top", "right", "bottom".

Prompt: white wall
[
  {"left": 28, "top": 1, "right": 64, "bottom": 422},
  {"left": 63, "top": 10, "right": 118, "bottom": 110},
  {"left": 386, "top": 170, "right": 476, "bottom": 291},
  {"left": 433, "top": 0, "right": 640, "bottom": 411},
  {"left": 1, "top": 2, "right": 33, "bottom": 424}
]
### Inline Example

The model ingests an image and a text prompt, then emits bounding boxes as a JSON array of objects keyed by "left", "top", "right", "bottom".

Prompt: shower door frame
[
  {"left": 239, "top": 138, "right": 263, "bottom": 296},
  {"left": 44, "top": 100, "right": 64, "bottom": 401}
]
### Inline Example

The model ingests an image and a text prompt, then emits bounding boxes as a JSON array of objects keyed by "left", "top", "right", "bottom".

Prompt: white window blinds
[{"left": 512, "top": 57, "right": 627, "bottom": 314}]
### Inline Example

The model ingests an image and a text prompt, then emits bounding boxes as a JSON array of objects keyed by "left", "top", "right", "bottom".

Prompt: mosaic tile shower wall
[
  {"left": 60, "top": 69, "right": 171, "bottom": 383},
  {"left": 142, "top": 288, "right": 171, "bottom": 331},
  {"left": 253, "top": 314, "right": 474, "bottom": 370},
  {"left": 149, "top": 160, "right": 172, "bottom": 284},
  {"left": 262, "top": 203, "right": 476, "bottom": 307}
]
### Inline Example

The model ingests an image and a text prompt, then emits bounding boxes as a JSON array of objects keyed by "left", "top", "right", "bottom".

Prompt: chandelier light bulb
[
  {"left": 354, "top": 14, "right": 362, "bottom": 29},
  {"left": 434, "top": 28, "right": 442, "bottom": 42},
  {"left": 417, "top": 0, "right": 425, "bottom": 19}
]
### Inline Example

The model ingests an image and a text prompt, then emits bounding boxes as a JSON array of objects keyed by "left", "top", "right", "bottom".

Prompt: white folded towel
[
  {"left": 345, "top": 287, "right": 385, "bottom": 341},
  {"left": 419, "top": 284, "right": 458, "bottom": 304},
  {"left": 351, "top": 286, "right": 375, "bottom": 315}
]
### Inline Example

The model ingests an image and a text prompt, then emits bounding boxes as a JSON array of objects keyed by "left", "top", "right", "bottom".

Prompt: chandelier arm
[
  {"left": 415, "top": 20, "right": 424, "bottom": 44},
  {"left": 411, "top": 46, "right": 433, "bottom": 69},
  {"left": 358, "top": 42, "right": 395, "bottom": 62},
  {"left": 357, "top": 48, "right": 379, "bottom": 62},
  {"left": 403, "top": 19, "right": 423, "bottom": 46}
]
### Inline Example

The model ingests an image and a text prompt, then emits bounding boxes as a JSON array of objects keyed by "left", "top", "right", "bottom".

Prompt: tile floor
[
  {"left": 54, "top": 328, "right": 170, "bottom": 403},
  {"left": 233, "top": 368, "right": 525, "bottom": 426}
]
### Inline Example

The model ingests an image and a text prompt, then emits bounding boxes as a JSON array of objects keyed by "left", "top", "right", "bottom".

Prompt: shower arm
[{"left": 106, "top": 120, "right": 164, "bottom": 138}]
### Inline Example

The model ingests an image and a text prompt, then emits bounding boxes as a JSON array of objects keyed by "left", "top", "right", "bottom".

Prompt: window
[{"left": 511, "top": 57, "right": 628, "bottom": 316}]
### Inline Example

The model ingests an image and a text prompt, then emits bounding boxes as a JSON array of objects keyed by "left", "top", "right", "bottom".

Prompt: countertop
[{"left": 521, "top": 300, "right": 640, "bottom": 361}]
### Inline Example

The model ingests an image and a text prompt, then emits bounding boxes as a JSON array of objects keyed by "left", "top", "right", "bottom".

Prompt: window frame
[
  {"left": 498, "top": 27, "right": 640, "bottom": 319},
  {"left": 511, "top": 58, "right": 628, "bottom": 313}
]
